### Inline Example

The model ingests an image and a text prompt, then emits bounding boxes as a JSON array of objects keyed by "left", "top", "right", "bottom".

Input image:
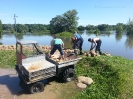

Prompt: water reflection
[
  {"left": 125, "top": 34, "right": 133, "bottom": 49},
  {"left": 115, "top": 32, "right": 123, "bottom": 41},
  {"left": 15, "top": 33, "right": 24, "bottom": 40},
  {"left": 60, "top": 37, "right": 73, "bottom": 48}
]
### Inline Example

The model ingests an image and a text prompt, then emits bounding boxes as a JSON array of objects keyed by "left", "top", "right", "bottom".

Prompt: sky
[{"left": 0, "top": 0, "right": 133, "bottom": 26}]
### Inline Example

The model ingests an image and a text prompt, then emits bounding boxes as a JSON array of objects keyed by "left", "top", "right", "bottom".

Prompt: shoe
[
  {"left": 99, "top": 51, "right": 102, "bottom": 55},
  {"left": 79, "top": 52, "right": 83, "bottom": 55}
]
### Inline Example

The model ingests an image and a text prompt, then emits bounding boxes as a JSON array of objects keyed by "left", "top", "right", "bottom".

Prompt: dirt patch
[{"left": 0, "top": 68, "right": 81, "bottom": 99}]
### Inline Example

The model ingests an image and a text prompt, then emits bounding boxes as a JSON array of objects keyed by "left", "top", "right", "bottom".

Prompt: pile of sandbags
[
  {"left": 0, "top": 45, "right": 16, "bottom": 50},
  {"left": 50, "top": 50, "right": 74, "bottom": 63},
  {"left": 83, "top": 50, "right": 100, "bottom": 57},
  {"left": 76, "top": 76, "right": 93, "bottom": 89}
]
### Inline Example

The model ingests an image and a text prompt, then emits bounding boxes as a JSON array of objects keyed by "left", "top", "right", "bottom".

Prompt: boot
[
  {"left": 99, "top": 50, "right": 102, "bottom": 55},
  {"left": 79, "top": 52, "right": 83, "bottom": 55},
  {"left": 74, "top": 49, "right": 78, "bottom": 54}
]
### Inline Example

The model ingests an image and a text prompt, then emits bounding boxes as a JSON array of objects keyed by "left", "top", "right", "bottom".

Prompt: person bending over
[
  {"left": 49, "top": 38, "right": 64, "bottom": 59},
  {"left": 88, "top": 37, "right": 102, "bottom": 54},
  {"left": 73, "top": 31, "right": 84, "bottom": 55}
]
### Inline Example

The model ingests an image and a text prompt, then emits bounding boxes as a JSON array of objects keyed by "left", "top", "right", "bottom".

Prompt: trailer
[{"left": 15, "top": 40, "right": 82, "bottom": 94}]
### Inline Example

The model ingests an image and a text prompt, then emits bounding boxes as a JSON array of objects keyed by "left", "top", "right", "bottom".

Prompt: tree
[
  {"left": 16, "top": 24, "right": 28, "bottom": 33},
  {"left": 0, "top": 20, "right": 2, "bottom": 38},
  {"left": 116, "top": 23, "right": 123, "bottom": 33},
  {"left": 85, "top": 25, "right": 96, "bottom": 31},
  {"left": 127, "top": 18, "right": 133, "bottom": 35},
  {"left": 50, "top": 15, "right": 65, "bottom": 33},
  {"left": 50, "top": 9, "right": 79, "bottom": 34},
  {"left": 2, "top": 24, "right": 14, "bottom": 32},
  {"left": 97, "top": 24, "right": 110, "bottom": 31},
  {"left": 77, "top": 25, "right": 85, "bottom": 31}
]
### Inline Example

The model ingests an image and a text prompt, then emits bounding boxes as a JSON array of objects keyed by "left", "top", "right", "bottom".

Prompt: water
[{"left": 0, "top": 31, "right": 133, "bottom": 60}]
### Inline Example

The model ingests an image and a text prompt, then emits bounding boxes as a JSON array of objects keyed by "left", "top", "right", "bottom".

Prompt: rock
[
  {"left": 78, "top": 76, "right": 93, "bottom": 85},
  {"left": 76, "top": 82, "right": 87, "bottom": 89},
  {"left": 103, "top": 52, "right": 111, "bottom": 57},
  {"left": 90, "top": 50, "right": 96, "bottom": 57},
  {"left": 86, "top": 52, "right": 91, "bottom": 57}
]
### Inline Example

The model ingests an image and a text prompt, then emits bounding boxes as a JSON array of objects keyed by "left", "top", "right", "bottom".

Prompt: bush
[{"left": 55, "top": 32, "right": 73, "bottom": 37}]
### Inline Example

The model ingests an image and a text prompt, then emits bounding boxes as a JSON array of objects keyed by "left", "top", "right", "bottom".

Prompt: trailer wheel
[
  {"left": 63, "top": 68, "right": 75, "bottom": 82},
  {"left": 28, "top": 82, "right": 44, "bottom": 94}
]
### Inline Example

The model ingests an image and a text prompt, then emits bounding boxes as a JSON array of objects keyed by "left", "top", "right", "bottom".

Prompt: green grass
[
  {"left": 55, "top": 32, "right": 73, "bottom": 37},
  {"left": 75, "top": 56, "right": 133, "bottom": 99},
  {"left": 0, "top": 50, "right": 16, "bottom": 68}
]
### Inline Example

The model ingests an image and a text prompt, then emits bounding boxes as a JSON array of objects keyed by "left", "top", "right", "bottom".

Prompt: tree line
[{"left": 0, "top": 9, "right": 133, "bottom": 35}]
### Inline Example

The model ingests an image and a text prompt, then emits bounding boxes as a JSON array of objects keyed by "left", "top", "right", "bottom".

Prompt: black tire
[
  {"left": 28, "top": 82, "right": 44, "bottom": 94},
  {"left": 63, "top": 68, "right": 75, "bottom": 82}
]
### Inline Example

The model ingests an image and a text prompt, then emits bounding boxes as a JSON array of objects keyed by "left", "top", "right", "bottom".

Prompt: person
[
  {"left": 88, "top": 37, "right": 102, "bottom": 54},
  {"left": 73, "top": 31, "right": 84, "bottom": 55},
  {"left": 49, "top": 37, "right": 64, "bottom": 59}
]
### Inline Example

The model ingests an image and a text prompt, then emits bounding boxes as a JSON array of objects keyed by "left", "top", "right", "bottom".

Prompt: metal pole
[
  {"left": 13, "top": 14, "right": 18, "bottom": 42},
  {"left": 13, "top": 14, "right": 18, "bottom": 32}
]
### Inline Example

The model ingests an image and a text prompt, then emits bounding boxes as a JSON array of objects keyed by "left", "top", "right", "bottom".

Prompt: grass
[
  {"left": 55, "top": 32, "right": 73, "bottom": 37},
  {"left": 74, "top": 56, "right": 133, "bottom": 99},
  {"left": 0, "top": 50, "right": 16, "bottom": 68}
]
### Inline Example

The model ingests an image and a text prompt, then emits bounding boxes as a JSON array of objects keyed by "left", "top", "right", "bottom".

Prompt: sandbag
[{"left": 78, "top": 76, "right": 93, "bottom": 85}]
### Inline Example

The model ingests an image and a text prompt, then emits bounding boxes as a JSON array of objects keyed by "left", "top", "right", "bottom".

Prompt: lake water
[{"left": 0, "top": 31, "right": 133, "bottom": 60}]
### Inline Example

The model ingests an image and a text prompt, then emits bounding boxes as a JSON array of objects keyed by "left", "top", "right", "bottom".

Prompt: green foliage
[
  {"left": 2, "top": 24, "right": 50, "bottom": 34},
  {"left": 85, "top": 25, "right": 96, "bottom": 30},
  {"left": 50, "top": 9, "right": 78, "bottom": 34},
  {"left": 2, "top": 24, "right": 14, "bottom": 33},
  {"left": 94, "top": 29, "right": 100, "bottom": 36},
  {"left": 77, "top": 25, "right": 85, "bottom": 31},
  {"left": 75, "top": 56, "right": 133, "bottom": 99},
  {"left": 126, "top": 18, "right": 133, "bottom": 35},
  {"left": 88, "top": 30, "right": 95, "bottom": 33},
  {"left": 116, "top": 23, "right": 123, "bottom": 33},
  {"left": 97, "top": 24, "right": 110, "bottom": 31},
  {"left": 55, "top": 32, "right": 73, "bottom": 37},
  {"left": 0, "top": 50, "right": 16, "bottom": 68}
]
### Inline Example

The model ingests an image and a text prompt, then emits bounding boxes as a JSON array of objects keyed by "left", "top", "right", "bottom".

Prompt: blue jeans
[
  {"left": 74, "top": 38, "right": 83, "bottom": 53},
  {"left": 50, "top": 45, "right": 64, "bottom": 55},
  {"left": 95, "top": 40, "right": 102, "bottom": 52}
]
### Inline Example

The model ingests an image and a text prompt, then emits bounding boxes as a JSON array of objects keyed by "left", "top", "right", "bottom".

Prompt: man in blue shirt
[
  {"left": 73, "top": 31, "right": 84, "bottom": 55},
  {"left": 49, "top": 38, "right": 64, "bottom": 59}
]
